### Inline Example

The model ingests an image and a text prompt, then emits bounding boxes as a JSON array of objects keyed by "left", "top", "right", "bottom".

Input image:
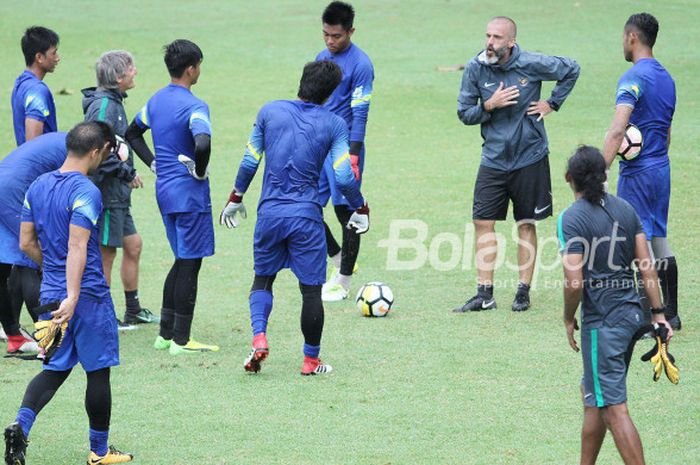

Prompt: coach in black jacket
[
  {"left": 454, "top": 16, "right": 580, "bottom": 313},
  {"left": 82, "top": 50, "right": 158, "bottom": 327}
]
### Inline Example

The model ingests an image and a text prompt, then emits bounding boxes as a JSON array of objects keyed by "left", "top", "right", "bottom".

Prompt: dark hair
[
  {"left": 566, "top": 145, "right": 607, "bottom": 204},
  {"left": 21, "top": 26, "right": 59, "bottom": 66},
  {"left": 163, "top": 39, "right": 203, "bottom": 78},
  {"left": 66, "top": 121, "right": 115, "bottom": 157},
  {"left": 298, "top": 61, "right": 343, "bottom": 105},
  {"left": 322, "top": 1, "right": 355, "bottom": 30},
  {"left": 625, "top": 13, "right": 658, "bottom": 48}
]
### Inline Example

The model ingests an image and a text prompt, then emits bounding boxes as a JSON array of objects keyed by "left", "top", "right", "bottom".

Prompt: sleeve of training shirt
[
  {"left": 530, "top": 54, "right": 580, "bottom": 110},
  {"left": 329, "top": 117, "right": 364, "bottom": 209},
  {"left": 349, "top": 58, "right": 373, "bottom": 144},
  {"left": 457, "top": 61, "right": 492, "bottom": 125},
  {"left": 615, "top": 70, "right": 641, "bottom": 109},
  {"left": 133, "top": 101, "right": 150, "bottom": 129},
  {"left": 557, "top": 207, "right": 586, "bottom": 255},
  {"left": 21, "top": 183, "right": 36, "bottom": 224},
  {"left": 69, "top": 182, "right": 102, "bottom": 230},
  {"left": 189, "top": 102, "right": 212, "bottom": 137},
  {"left": 24, "top": 85, "right": 52, "bottom": 123},
  {"left": 234, "top": 108, "right": 265, "bottom": 193}
]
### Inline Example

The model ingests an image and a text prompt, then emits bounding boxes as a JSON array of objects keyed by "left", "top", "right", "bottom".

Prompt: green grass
[{"left": 1, "top": 1, "right": 699, "bottom": 464}]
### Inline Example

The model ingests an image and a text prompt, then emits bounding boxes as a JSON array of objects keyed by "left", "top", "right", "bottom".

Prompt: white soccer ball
[
  {"left": 355, "top": 282, "right": 394, "bottom": 317},
  {"left": 617, "top": 124, "right": 643, "bottom": 161}
]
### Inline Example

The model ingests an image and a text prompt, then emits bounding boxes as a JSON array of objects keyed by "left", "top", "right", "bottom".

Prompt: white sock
[
  {"left": 331, "top": 252, "right": 341, "bottom": 269},
  {"left": 337, "top": 274, "right": 351, "bottom": 289}
]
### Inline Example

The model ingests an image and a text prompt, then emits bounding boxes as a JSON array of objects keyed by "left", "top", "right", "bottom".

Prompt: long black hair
[{"left": 566, "top": 145, "right": 606, "bottom": 204}]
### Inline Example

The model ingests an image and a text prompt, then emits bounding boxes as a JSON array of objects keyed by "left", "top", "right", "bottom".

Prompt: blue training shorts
[
  {"left": 253, "top": 217, "right": 326, "bottom": 285},
  {"left": 318, "top": 146, "right": 365, "bottom": 208},
  {"left": 162, "top": 211, "right": 215, "bottom": 259},
  {"left": 617, "top": 163, "right": 670, "bottom": 240},
  {"left": 40, "top": 294, "right": 119, "bottom": 372},
  {"left": 581, "top": 307, "right": 644, "bottom": 407}
]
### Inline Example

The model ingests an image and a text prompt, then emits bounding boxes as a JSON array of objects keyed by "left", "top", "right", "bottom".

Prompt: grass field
[{"left": 1, "top": 1, "right": 699, "bottom": 464}]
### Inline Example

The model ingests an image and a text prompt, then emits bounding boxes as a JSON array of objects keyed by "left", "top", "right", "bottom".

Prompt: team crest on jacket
[{"left": 519, "top": 77, "right": 528, "bottom": 86}]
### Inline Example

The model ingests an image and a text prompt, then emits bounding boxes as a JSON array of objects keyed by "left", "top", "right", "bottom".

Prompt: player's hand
[
  {"left": 219, "top": 191, "right": 247, "bottom": 228},
  {"left": 484, "top": 82, "right": 519, "bottom": 111},
  {"left": 527, "top": 100, "right": 553, "bottom": 122},
  {"left": 51, "top": 296, "right": 78, "bottom": 325},
  {"left": 177, "top": 154, "right": 208, "bottom": 181},
  {"left": 651, "top": 313, "right": 674, "bottom": 341},
  {"left": 641, "top": 322, "right": 679, "bottom": 384},
  {"left": 347, "top": 203, "right": 370, "bottom": 234},
  {"left": 564, "top": 317, "right": 580, "bottom": 352},
  {"left": 129, "top": 173, "right": 144, "bottom": 189},
  {"left": 349, "top": 154, "right": 361, "bottom": 181}
]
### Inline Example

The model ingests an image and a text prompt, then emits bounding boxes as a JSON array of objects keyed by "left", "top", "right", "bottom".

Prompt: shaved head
[{"left": 489, "top": 16, "right": 517, "bottom": 39}]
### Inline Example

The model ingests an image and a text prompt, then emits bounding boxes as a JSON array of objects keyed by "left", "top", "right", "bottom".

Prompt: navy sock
[
  {"left": 303, "top": 343, "right": 320, "bottom": 358},
  {"left": 250, "top": 290, "right": 273, "bottom": 335},
  {"left": 15, "top": 407, "right": 36, "bottom": 438},
  {"left": 89, "top": 428, "right": 109, "bottom": 456},
  {"left": 478, "top": 284, "right": 494, "bottom": 298},
  {"left": 124, "top": 290, "right": 141, "bottom": 315}
]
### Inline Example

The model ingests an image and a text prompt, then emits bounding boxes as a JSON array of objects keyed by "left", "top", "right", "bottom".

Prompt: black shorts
[
  {"left": 472, "top": 156, "right": 552, "bottom": 221},
  {"left": 98, "top": 207, "right": 137, "bottom": 248}
]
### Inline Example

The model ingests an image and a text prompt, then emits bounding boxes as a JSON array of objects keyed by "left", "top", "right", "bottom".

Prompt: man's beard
[{"left": 486, "top": 46, "right": 508, "bottom": 64}]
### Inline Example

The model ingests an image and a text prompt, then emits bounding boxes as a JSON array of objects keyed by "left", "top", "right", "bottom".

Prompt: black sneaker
[
  {"left": 124, "top": 308, "right": 160, "bottom": 325},
  {"left": 667, "top": 315, "right": 682, "bottom": 331},
  {"left": 452, "top": 294, "right": 497, "bottom": 312},
  {"left": 5, "top": 422, "right": 28, "bottom": 465},
  {"left": 116, "top": 319, "right": 137, "bottom": 331},
  {"left": 511, "top": 292, "right": 530, "bottom": 312}
]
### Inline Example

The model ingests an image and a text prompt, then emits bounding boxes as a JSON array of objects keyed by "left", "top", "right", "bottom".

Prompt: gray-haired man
[{"left": 81, "top": 50, "right": 158, "bottom": 327}]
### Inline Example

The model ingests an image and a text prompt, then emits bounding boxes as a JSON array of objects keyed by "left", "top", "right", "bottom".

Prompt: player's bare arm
[
  {"left": 52, "top": 224, "right": 91, "bottom": 324},
  {"left": 24, "top": 118, "right": 44, "bottom": 142},
  {"left": 634, "top": 232, "right": 673, "bottom": 339},
  {"left": 562, "top": 252, "right": 584, "bottom": 352},
  {"left": 483, "top": 82, "right": 519, "bottom": 112},
  {"left": 602, "top": 104, "right": 633, "bottom": 167},
  {"left": 19, "top": 221, "right": 42, "bottom": 265}
]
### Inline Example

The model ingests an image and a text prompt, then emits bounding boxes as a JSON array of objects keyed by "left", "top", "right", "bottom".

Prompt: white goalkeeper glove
[
  {"left": 177, "top": 154, "right": 208, "bottom": 180},
  {"left": 347, "top": 203, "right": 370, "bottom": 234},
  {"left": 220, "top": 191, "right": 247, "bottom": 228}
]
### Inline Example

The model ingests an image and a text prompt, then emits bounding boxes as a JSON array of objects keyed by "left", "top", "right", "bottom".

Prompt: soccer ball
[
  {"left": 355, "top": 282, "right": 394, "bottom": 317},
  {"left": 617, "top": 124, "right": 643, "bottom": 161}
]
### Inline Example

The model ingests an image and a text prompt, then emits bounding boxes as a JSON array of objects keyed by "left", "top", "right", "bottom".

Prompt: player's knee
[
  {"left": 100, "top": 246, "right": 117, "bottom": 261},
  {"left": 251, "top": 275, "right": 276, "bottom": 292},
  {"left": 474, "top": 219, "right": 496, "bottom": 234},
  {"left": 601, "top": 403, "right": 630, "bottom": 428},
  {"left": 299, "top": 284, "right": 322, "bottom": 302},
  {"left": 123, "top": 234, "right": 143, "bottom": 259}
]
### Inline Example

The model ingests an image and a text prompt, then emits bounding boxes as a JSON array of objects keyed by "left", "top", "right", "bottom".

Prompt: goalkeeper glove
[
  {"left": 349, "top": 154, "right": 361, "bottom": 181},
  {"left": 220, "top": 190, "right": 247, "bottom": 228},
  {"left": 347, "top": 203, "right": 370, "bottom": 234},
  {"left": 640, "top": 322, "right": 679, "bottom": 384},
  {"left": 32, "top": 302, "right": 66, "bottom": 364},
  {"left": 177, "top": 154, "right": 208, "bottom": 180}
]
